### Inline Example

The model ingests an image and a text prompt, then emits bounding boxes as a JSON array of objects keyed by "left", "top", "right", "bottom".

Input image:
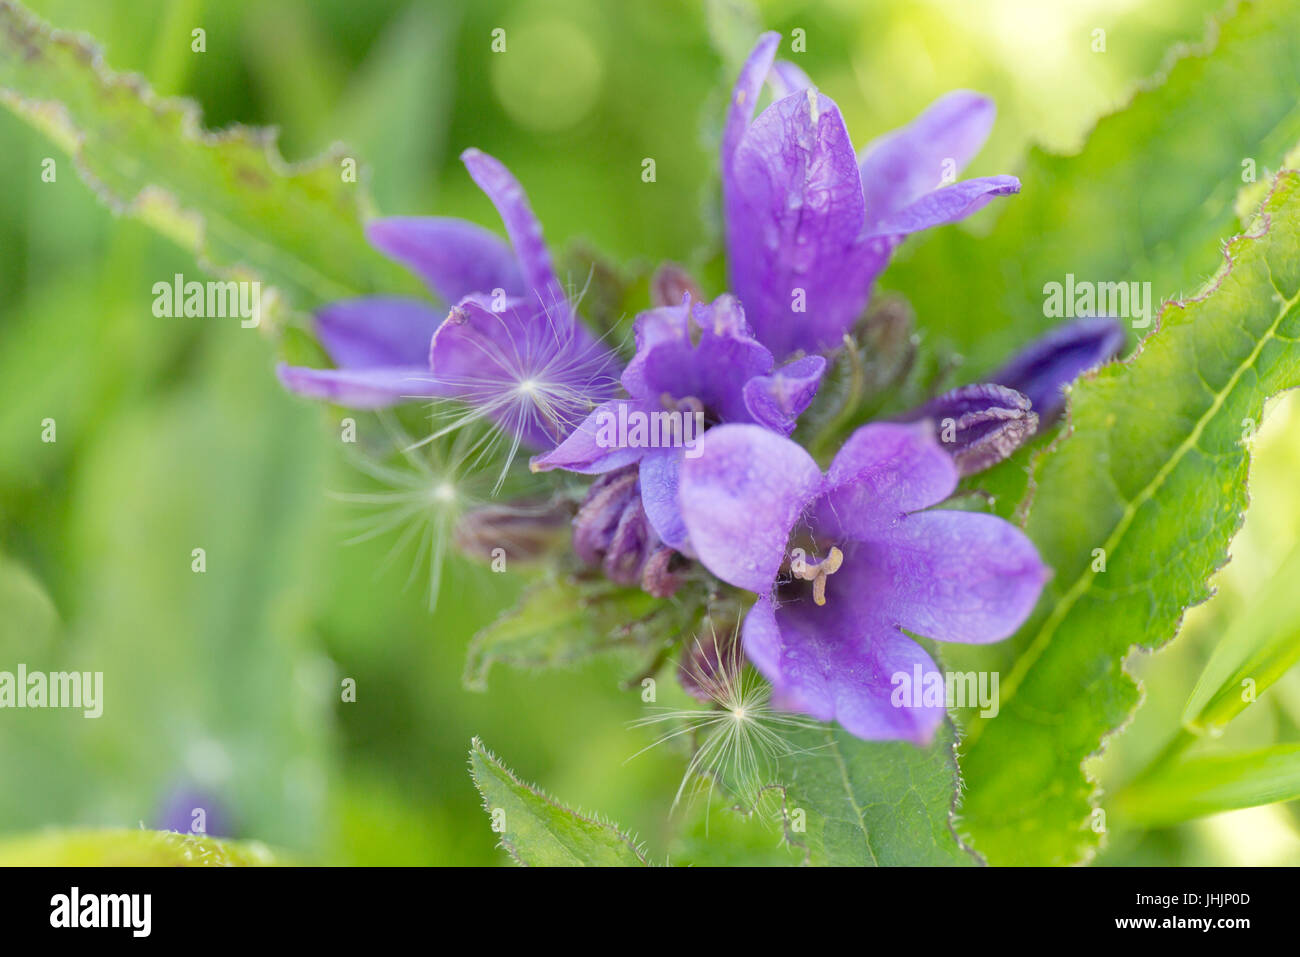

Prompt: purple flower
[
  {"left": 156, "top": 785, "right": 231, "bottom": 838},
  {"left": 723, "top": 33, "right": 1019, "bottom": 360},
  {"left": 677, "top": 421, "right": 1048, "bottom": 744},
  {"left": 278, "top": 150, "right": 618, "bottom": 448},
  {"left": 532, "top": 293, "right": 825, "bottom": 552}
]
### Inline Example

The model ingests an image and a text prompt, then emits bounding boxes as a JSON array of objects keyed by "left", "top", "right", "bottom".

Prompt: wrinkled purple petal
[
  {"left": 855, "top": 511, "right": 1048, "bottom": 644},
  {"left": 314, "top": 297, "right": 443, "bottom": 369},
  {"left": 990, "top": 317, "right": 1127, "bottom": 424},
  {"left": 679, "top": 424, "right": 822, "bottom": 593},
  {"left": 896, "top": 383, "right": 1037, "bottom": 476},
  {"left": 276, "top": 362, "right": 443, "bottom": 408},
  {"left": 858, "top": 90, "right": 996, "bottom": 229},
  {"left": 815, "top": 422, "right": 957, "bottom": 540},
  {"left": 365, "top": 217, "right": 525, "bottom": 304},
  {"left": 866, "top": 175, "right": 1020, "bottom": 238},
  {"left": 744, "top": 596, "right": 945, "bottom": 745},
  {"left": 742, "top": 354, "right": 826, "bottom": 435},
  {"left": 461, "top": 149, "right": 568, "bottom": 318},
  {"left": 727, "top": 89, "right": 882, "bottom": 359}
]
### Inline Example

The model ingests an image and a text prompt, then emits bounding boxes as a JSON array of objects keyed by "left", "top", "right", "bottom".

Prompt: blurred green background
[{"left": 2, "top": 0, "right": 1297, "bottom": 865}]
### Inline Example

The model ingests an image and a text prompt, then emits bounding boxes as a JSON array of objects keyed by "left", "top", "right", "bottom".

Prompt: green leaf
[
  {"left": 959, "top": 170, "right": 1300, "bottom": 864},
  {"left": 884, "top": 0, "right": 1300, "bottom": 376},
  {"left": 773, "top": 724, "right": 977, "bottom": 866},
  {"left": 0, "top": 0, "right": 411, "bottom": 319},
  {"left": 463, "top": 573, "right": 703, "bottom": 691},
  {"left": 468, "top": 737, "right": 651, "bottom": 866},
  {"left": 1183, "top": 537, "right": 1300, "bottom": 732},
  {"left": 1113, "top": 744, "right": 1300, "bottom": 827},
  {"left": 0, "top": 828, "right": 279, "bottom": 866}
]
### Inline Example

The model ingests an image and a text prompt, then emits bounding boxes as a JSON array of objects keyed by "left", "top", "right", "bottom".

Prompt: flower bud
[
  {"left": 897, "top": 383, "right": 1037, "bottom": 476},
  {"left": 650, "top": 262, "right": 704, "bottom": 309}
]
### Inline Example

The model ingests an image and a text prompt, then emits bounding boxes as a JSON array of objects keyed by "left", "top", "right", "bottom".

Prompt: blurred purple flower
[
  {"left": 532, "top": 293, "right": 824, "bottom": 553},
  {"left": 678, "top": 421, "right": 1047, "bottom": 744},
  {"left": 278, "top": 150, "right": 618, "bottom": 450},
  {"left": 723, "top": 32, "right": 1019, "bottom": 360},
  {"left": 156, "top": 785, "right": 231, "bottom": 838}
]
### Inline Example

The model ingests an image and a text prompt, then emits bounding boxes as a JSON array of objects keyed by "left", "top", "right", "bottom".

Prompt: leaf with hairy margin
[
  {"left": 0, "top": 0, "right": 413, "bottom": 322},
  {"left": 773, "top": 723, "right": 977, "bottom": 866},
  {"left": 958, "top": 170, "right": 1300, "bottom": 865},
  {"left": 469, "top": 737, "right": 651, "bottom": 866}
]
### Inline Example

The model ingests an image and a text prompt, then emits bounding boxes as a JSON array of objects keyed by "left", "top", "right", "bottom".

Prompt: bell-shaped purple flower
[
  {"left": 677, "top": 421, "right": 1048, "bottom": 744},
  {"left": 722, "top": 33, "right": 1019, "bottom": 361},
  {"left": 532, "top": 293, "right": 825, "bottom": 552},
  {"left": 278, "top": 150, "right": 617, "bottom": 441}
]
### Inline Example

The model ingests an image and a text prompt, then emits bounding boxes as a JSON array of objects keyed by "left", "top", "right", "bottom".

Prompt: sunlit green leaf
[{"left": 960, "top": 170, "right": 1300, "bottom": 864}]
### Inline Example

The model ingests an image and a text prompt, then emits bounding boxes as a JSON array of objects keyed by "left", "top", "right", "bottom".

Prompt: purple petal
[
  {"left": 816, "top": 422, "right": 957, "bottom": 540},
  {"left": 722, "top": 32, "right": 781, "bottom": 166},
  {"left": 727, "top": 89, "right": 881, "bottom": 359},
  {"left": 865, "top": 175, "right": 1020, "bottom": 238},
  {"left": 857, "top": 511, "right": 1048, "bottom": 644},
  {"left": 679, "top": 424, "right": 822, "bottom": 593},
  {"left": 628, "top": 295, "right": 772, "bottom": 423},
  {"left": 530, "top": 398, "right": 654, "bottom": 475},
  {"left": 460, "top": 149, "right": 567, "bottom": 317},
  {"left": 990, "top": 317, "right": 1127, "bottom": 425},
  {"left": 365, "top": 217, "right": 525, "bottom": 303},
  {"left": 742, "top": 354, "right": 827, "bottom": 435},
  {"left": 744, "top": 596, "right": 945, "bottom": 745},
  {"left": 858, "top": 90, "right": 996, "bottom": 228},
  {"left": 276, "top": 363, "right": 443, "bottom": 408},
  {"left": 895, "top": 383, "right": 1037, "bottom": 476},
  {"left": 314, "top": 297, "right": 443, "bottom": 369},
  {"left": 638, "top": 449, "right": 692, "bottom": 555}
]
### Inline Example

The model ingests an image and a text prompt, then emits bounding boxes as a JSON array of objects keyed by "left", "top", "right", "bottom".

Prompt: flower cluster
[{"left": 278, "top": 33, "right": 1125, "bottom": 745}]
